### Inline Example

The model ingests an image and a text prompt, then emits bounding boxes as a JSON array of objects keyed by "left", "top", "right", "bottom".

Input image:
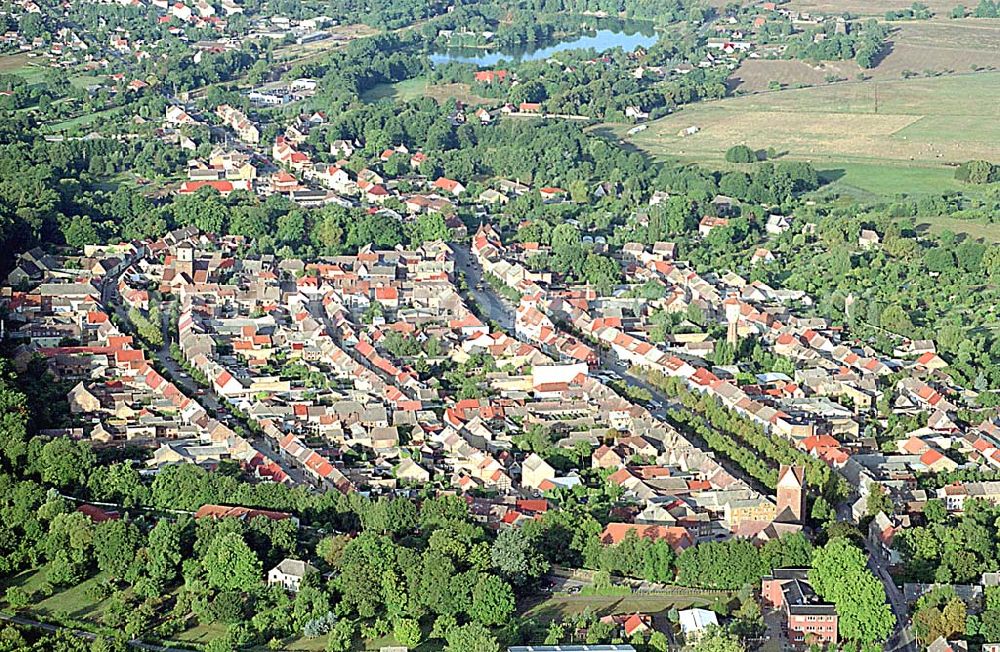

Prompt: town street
[
  {"left": 451, "top": 242, "right": 515, "bottom": 330},
  {"left": 457, "top": 258, "right": 778, "bottom": 498},
  {"left": 867, "top": 542, "right": 918, "bottom": 652},
  {"left": 100, "top": 266, "right": 314, "bottom": 487}
]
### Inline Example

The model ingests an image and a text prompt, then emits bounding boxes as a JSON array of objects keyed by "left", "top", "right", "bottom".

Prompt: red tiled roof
[
  {"left": 599, "top": 523, "right": 694, "bottom": 552},
  {"left": 194, "top": 504, "right": 292, "bottom": 522},
  {"left": 78, "top": 504, "right": 119, "bottom": 523}
]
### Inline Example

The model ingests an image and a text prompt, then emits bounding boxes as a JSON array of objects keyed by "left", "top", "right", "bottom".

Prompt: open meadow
[
  {"left": 620, "top": 72, "right": 1000, "bottom": 197},
  {"left": 909, "top": 215, "right": 1000, "bottom": 243},
  {"left": 524, "top": 591, "right": 733, "bottom": 624},
  {"left": 782, "top": 0, "right": 967, "bottom": 16},
  {"left": 0, "top": 52, "right": 51, "bottom": 84},
  {"left": 730, "top": 19, "right": 1000, "bottom": 93},
  {"left": 731, "top": 19, "right": 1000, "bottom": 91}
]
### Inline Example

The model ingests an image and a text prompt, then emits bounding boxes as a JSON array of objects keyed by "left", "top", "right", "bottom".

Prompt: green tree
[
  {"left": 925, "top": 247, "right": 955, "bottom": 273},
  {"left": 336, "top": 533, "right": 400, "bottom": 618},
  {"left": 63, "top": 216, "right": 100, "bottom": 248},
  {"left": 0, "top": 375, "right": 30, "bottom": 465},
  {"left": 693, "top": 626, "right": 745, "bottom": 652},
  {"left": 316, "top": 534, "right": 351, "bottom": 567},
  {"left": 470, "top": 574, "right": 515, "bottom": 626},
  {"left": 413, "top": 213, "right": 450, "bottom": 244},
  {"left": 325, "top": 619, "right": 355, "bottom": 652},
  {"left": 809, "top": 538, "right": 895, "bottom": 646},
  {"left": 444, "top": 622, "right": 500, "bottom": 652},
  {"left": 924, "top": 499, "right": 948, "bottom": 523},
  {"left": 393, "top": 617, "right": 422, "bottom": 648},
  {"left": 36, "top": 438, "right": 96, "bottom": 490},
  {"left": 724, "top": 145, "right": 756, "bottom": 164},
  {"left": 490, "top": 527, "right": 549, "bottom": 585},
  {"left": 202, "top": 532, "right": 262, "bottom": 592},
  {"left": 5, "top": 586, "right": 30, "bottom": 610},
  {"left": 550, "top": 223, "right": 581, "bottom": 253},
  {"left": 879, "top": 304, "right": 914, "bottom": 333},
  {"left": 582, "top": 253, "right": 620, "bottom": 295},
  {"left": 955, "top": 159, "right": 997, "bottom": 184},
  {"left": 544, "top": 622, "right": 565, "bottom": 645},
  {"left": 866, "top": 485, "right": 893, "bottom": 517},
  {"left": 276, "top": 211, "right": 306, "bottom": 245},
  {"left": 94, "top": 520, "right": 142, "bottom": 579}
]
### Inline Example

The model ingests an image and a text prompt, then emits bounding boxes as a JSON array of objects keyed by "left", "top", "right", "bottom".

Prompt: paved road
[
  {"left": 102, "top": 276, "right": 315, "bottom": 487},
  {"left": 600, "top": 353, "right": 778, "bottom": 495},
  {"left": 867, "top": 543, "right": 918, "bottom": 652},
  {"left": 0, "top": 612, "right": 179, "bottom": 650},
  {"left": 450, "top": 255, "right": 776, "bottom": 496},
  {"left": 451, "top": 243, "right": 515, "bottom": 330},
  {"left": 154, "top": 302, "right": 314, "bottom": 486}
]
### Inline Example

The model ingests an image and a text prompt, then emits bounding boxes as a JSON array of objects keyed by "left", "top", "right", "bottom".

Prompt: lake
[{"left": 429, "top": 23, "right": 659, "bottom": 67}]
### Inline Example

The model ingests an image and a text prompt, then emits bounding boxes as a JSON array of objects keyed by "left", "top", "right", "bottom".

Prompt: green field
[
  {"left": 0, "top": 568, "right": 113, "bottom": 624},
  {"left": 618, "top": 72, "right": 1000, "bottom": 197},
  {"left": 42, "top": 106, "right": 120, "bottom": 134},
  {"left": 69, "top": 74, "right": 107, "bottom": 90},
  {"left": 910, "top": 215, "right": 1000, "bottom": 243},
  {"left": 524, "top": 591, "right": 734, "bottom": 624},
  {"left": 0, "top": 52, "right": 50, "bottom": 83},
  {"left": 816, "top": 163, "right": 967, "bottom": 200}
]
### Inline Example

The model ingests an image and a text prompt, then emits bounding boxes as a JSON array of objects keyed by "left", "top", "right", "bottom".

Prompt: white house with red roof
[{"left": 432, "top": 177, "right": 466, "bottom": 196}]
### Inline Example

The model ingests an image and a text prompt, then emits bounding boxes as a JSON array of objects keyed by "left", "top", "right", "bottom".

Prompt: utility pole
[{"left": 874, "top": 81, "right": 879, "bottom": 115}]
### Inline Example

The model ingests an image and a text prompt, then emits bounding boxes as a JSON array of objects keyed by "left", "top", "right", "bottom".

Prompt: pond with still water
[{"left": 428, "top": 22, "right": 659, "bottom": 67}]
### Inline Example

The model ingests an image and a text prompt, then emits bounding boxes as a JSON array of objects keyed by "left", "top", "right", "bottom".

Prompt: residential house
[
  {"left": 679, "top": 608, "right": 719, "bottom": 643},
  {"left": 521, "top": 453, "right": 555, "bottom": 490},
  {"left": 433, "top": 177, "right": 466, "bottom": 196},
  {"left": 396, "top": 457, "right": 431, "bottom": 483},
  {"left": 762, "top": 569, "right": 838, "bottom": 647},
  {"left": 267, "top": 558, "right": 317, "bottom": 592},
  {"left": 858, "top": 230, "right": 880, "bottom": 250}
]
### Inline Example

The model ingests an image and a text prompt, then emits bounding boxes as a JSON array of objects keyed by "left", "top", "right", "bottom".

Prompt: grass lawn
[
  {"left": 815, "top": 162, "right": 966, "bottom": 200},
  {"left": 523, "top": 591, "right": 734, "bottom": 624},
  {"left": 42, "top": 107, "right": 119, "bottom": 134},
  {"left": 910, "top": 215, "right": 1000, "bottom": 243},
  {"left": 617, "top": 72, "right": 1000, "bottom": 197},
  {"left": 0, "top": 52, "right": 50, "bottom": 83},
  {"left": 69, "top": 73, "right": 107, "bottom": 90},
  {"left": 0, "top": 568, "right": 112, "bottom": 624},
  {"left": 170, "top": 621, "right": 229, "bottom": 646},
  {"left": 362, "top": 76, "right": 492, "bottom": 105},
  {"left": 784, "top": 0, "right": 984, "bottom": 16}
]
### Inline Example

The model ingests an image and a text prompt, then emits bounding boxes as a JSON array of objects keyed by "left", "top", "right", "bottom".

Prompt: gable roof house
[
  {"left": 433, "top": 177, "right": 466, "bottom": 196},
  {"left": 396, "top": 457, "right": 431, "bottom": 483},
  {"left": 521, "top": 452, "right": 556, "bottom": 490},
  {"left": 678, "top": 608, "right": 719, "bottom": 643},
  {"left": 267, "top": 558, "right": 317, "bottom": 592}
]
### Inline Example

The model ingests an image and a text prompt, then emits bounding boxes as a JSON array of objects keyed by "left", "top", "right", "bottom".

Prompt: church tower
[
  {"left": 176, "top": 241, "right": 195, "bottom": 279},
  {"left": 775, "top": 464, "right": 806, "bottom": 524}
]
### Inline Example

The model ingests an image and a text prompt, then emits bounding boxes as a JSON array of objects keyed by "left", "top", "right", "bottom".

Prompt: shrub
[
  {"left": 303, "top": 612, "right": 337, "bottom": 638},
  {"left": 724, "top": 144, "right": 756, "bottom": 163},
  {"left": 5, "top": 587, "right": 30, "bottom": 610}
]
